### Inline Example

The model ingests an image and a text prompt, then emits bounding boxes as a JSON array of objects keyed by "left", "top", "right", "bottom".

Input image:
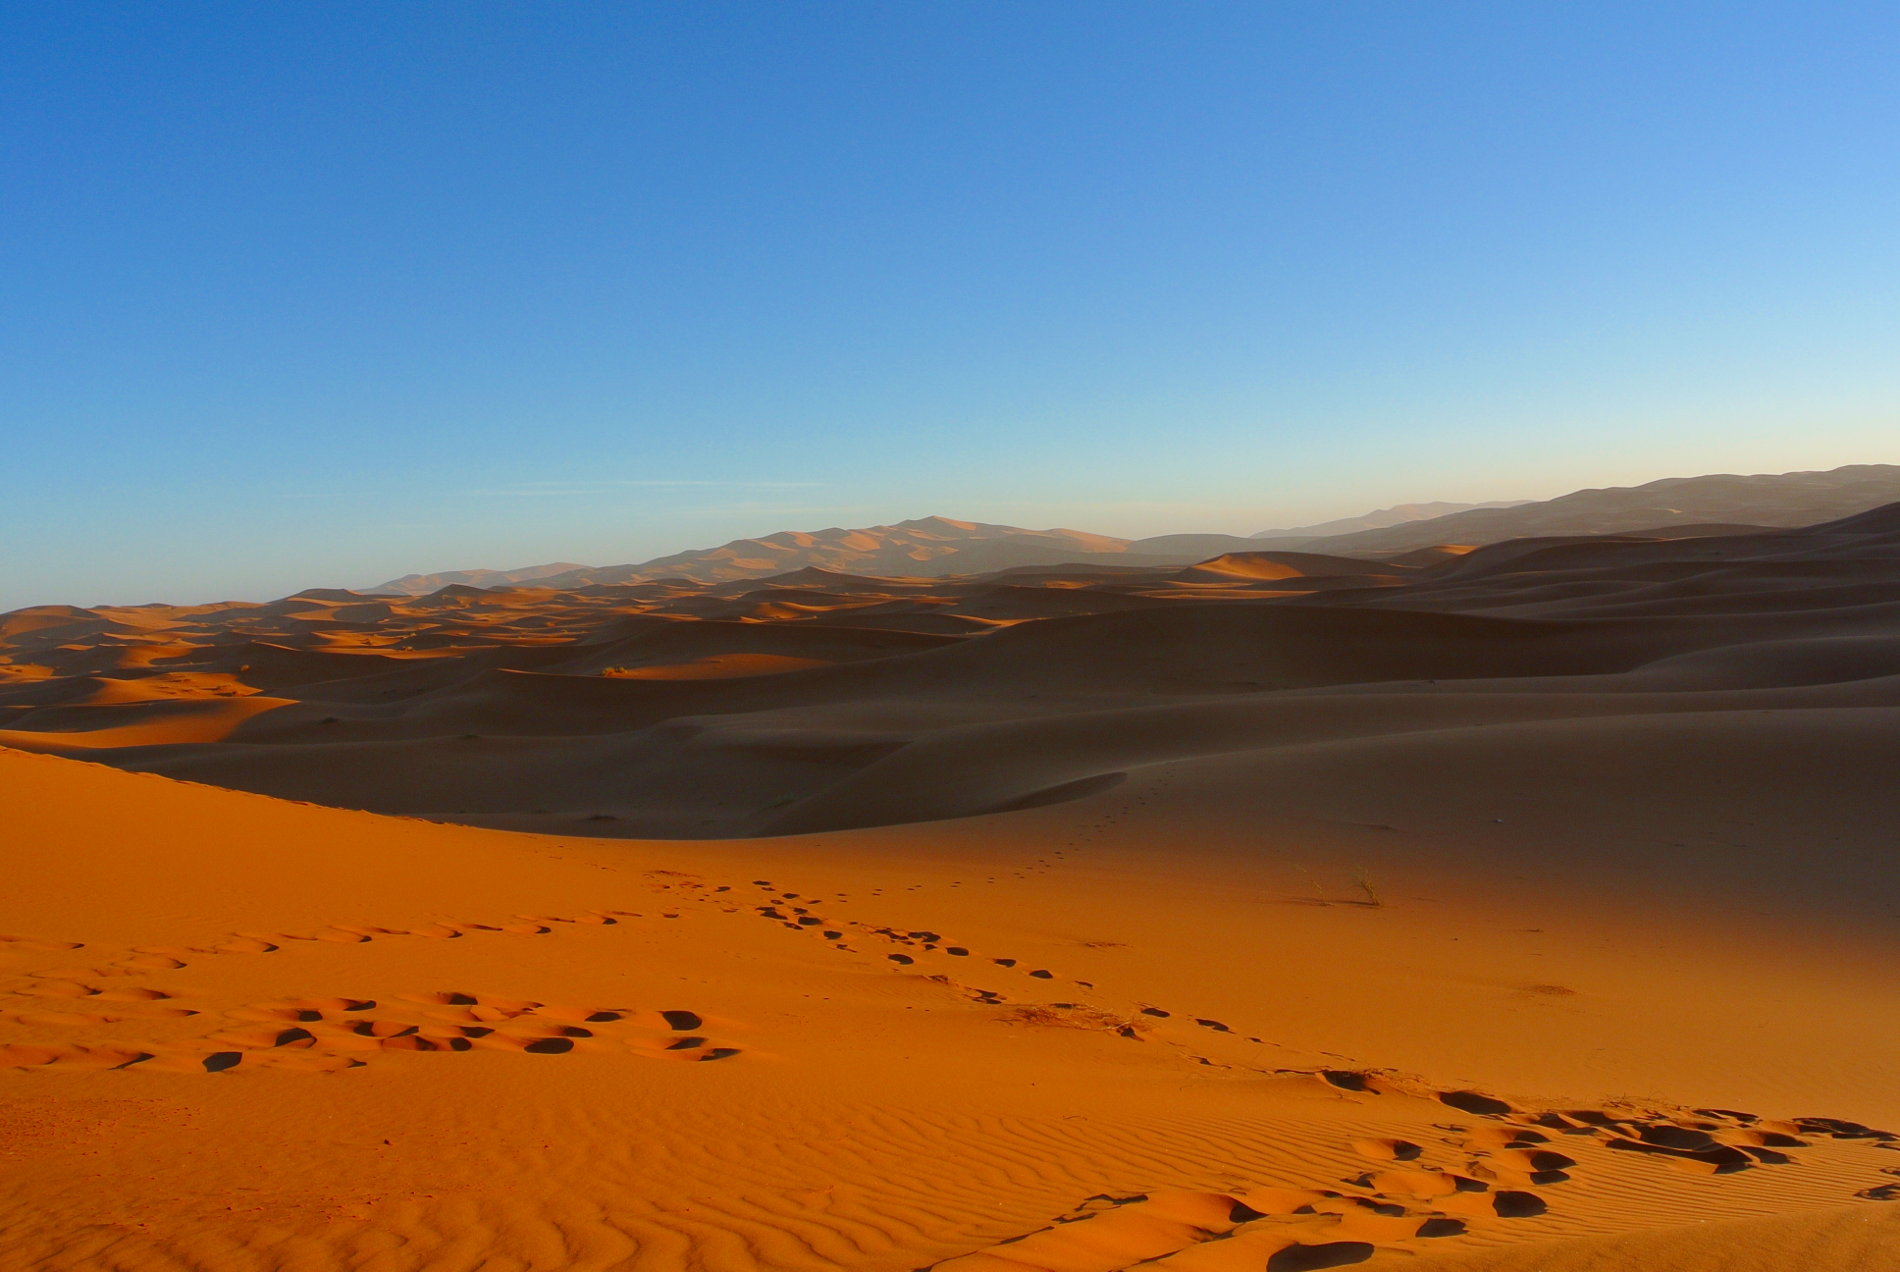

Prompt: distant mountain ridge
[
  {"left": 371, "top": 517, "right": 1267, "bottom": 594},
  {"left": 369, "top": 464, "right": 1900, "bottom": 595},
  {"left": 374, "top": 562, "right": 590, "bottom": 594},
  {"left": 1250, "top": 500, "right": 1525, "bottom": 541},
  {"left": 1276, "top": 463, "right": 1900, "bottom": 556}
]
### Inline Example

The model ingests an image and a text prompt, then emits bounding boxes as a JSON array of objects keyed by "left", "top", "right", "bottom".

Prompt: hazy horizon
[
  {"left": 7, "top": 3, "right": 1899, "bottom": 609},
  {"left": 10, "top": 455, "right": 1897, "bottom": 609}
]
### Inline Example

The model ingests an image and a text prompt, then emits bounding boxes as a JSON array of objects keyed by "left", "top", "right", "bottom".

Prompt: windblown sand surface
[{"left": 5, "top": 505, "right": 1900, "bottom": 1270}]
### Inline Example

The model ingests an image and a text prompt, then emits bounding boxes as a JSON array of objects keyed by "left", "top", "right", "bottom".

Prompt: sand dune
[
  {"left": 3, "top": 742, "right": 1896, "bottom": 1270},
  {"left": 6, "top": 504, "right": 1900, "bottom": 1268}
]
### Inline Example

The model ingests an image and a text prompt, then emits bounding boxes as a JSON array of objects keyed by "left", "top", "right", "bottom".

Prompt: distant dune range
[
  {"left": 6, "top": 467, "right": 1900, "bottom": 1270},
  {"left": 8, "top": 478, "right": 1899, "bottom": 842},
  {"left": 369, "top": 463, "right": 1898, "bottom": 593}
]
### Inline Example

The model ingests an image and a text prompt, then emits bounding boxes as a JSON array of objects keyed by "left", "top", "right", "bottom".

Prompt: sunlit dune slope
[{"left": 3, "top": 744, "right": 1899, "bottom": 1271}]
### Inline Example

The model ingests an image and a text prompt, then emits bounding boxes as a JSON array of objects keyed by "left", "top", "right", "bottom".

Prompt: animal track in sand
[
  {"left": 922, "top": 1082, "right": 1900, "bottom": 1271},
  {"left": 736, "top": 879, "right": 1275, "bottom": 1056},
  {"left": 744, "top": 885, "right": 1125, "bottom": 1012},
  {"left": 0, "top": 911, "right": 742, "bottom": 1074},
  {"left": 1008, "top": 796, "right": 1147, "bottom": 881},
  {"left": 0, "top": 986, "right": 738, "bottom": 1074},
  {"left": 925, "top": 1186, "right": 1476, "bottom": 1272},
  {"left": 0, "top": 908, "right": 638, "bottom": 987}
]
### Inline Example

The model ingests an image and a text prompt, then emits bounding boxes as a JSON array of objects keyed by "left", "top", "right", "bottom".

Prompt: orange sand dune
[
  {"left": 0, "top": 691, "right": 288, "bottom": 749},
  {"left": 4, "top": 746, "right": 1899, "bottom": 1271},
  {"left": 6, "top": 505, "right": 1900, "bottom": 1268}
]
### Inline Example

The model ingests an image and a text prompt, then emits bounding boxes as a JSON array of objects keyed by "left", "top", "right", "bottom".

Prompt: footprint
[
  {"left": 1439, "top": 1090, "right": 1513, "bottom": 1117},
  {"left": 1351, "top": 1138, "right": 1423, "bottom": 1162}
]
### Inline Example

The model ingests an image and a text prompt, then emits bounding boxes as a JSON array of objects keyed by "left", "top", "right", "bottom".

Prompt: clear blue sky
[{"left": 5, "top": 1, "right": 1897, "bottom": 607}]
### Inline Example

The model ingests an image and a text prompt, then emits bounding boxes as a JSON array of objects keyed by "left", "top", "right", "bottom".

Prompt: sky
[{"left": 4, "top": 1, "right": 1898, "bottom": 608}]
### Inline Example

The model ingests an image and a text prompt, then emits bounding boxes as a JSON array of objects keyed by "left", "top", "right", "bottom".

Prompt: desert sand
[{"left": 5, "top": 504, "right": 1900, "bottom": 1270}]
